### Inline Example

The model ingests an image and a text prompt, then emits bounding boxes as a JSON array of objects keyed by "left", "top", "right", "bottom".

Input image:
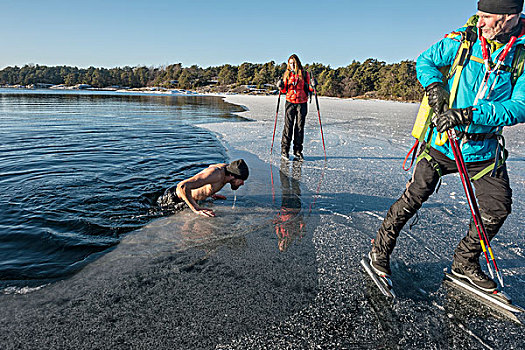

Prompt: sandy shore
[{"left": 1, "top": 95, "right": 524, "bottom": 349}]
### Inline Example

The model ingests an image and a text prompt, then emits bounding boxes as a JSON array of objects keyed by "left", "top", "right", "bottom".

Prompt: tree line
[{"left": 0, "top": 59, "right": 423, "bottom": 101}]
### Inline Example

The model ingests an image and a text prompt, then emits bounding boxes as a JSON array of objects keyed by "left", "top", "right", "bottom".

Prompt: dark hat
[
  {"left": 226, "top": 159, "right": 249, "bottom": 180},
  {"left": 478, "top": 0, "right": 524, "bottom": 14}
]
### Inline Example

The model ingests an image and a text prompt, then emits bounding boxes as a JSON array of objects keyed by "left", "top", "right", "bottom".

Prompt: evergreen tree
[
  {"left": 253, "top": 61, "right": 276, "bottom": 88},
  {"left": 237, "top": 62, "right": 255, "bottom": 85},
  {"left": 0, "top": 59, "right": 423, "bottom": 102},
  {"left": 319, "top": 70, "right": 340, "bottom": 96},
  {"left": 177, "top": 70, "right": 193, "bottom": 89},
  {"left": 218, "top": 65, "right": 237, "bottom": 85}
]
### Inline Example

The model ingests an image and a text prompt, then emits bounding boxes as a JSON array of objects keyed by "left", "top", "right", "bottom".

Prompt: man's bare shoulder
[
  {"left": 208, "top": 163, "right": 228, "bottom": 169},
  {"left": 183, "top": 163, "right": 227, "bottom": 186},
  {"left": 199, "top": 163, "right": 227, "bottom": 176}
]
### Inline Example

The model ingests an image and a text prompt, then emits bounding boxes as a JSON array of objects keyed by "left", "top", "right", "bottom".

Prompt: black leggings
[
  {"left": 374, "top": 146, "right": 512, "bottom": 265},
  {"left": 281, "top": 101, "right": 307, "bottom": 154}
]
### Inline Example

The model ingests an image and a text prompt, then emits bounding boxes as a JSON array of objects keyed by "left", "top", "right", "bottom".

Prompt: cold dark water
[{"left": 0, "top": 89, "right": 246, "bottom": 286}]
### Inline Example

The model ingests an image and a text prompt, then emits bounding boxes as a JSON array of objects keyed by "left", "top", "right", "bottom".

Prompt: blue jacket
[{"left": 416, "top": 18, "right": 525, "bottom": 162}]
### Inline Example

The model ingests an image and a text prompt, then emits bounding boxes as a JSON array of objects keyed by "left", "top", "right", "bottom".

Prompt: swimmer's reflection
[
  {"left": 178, "top": 217, "right": 246, "bottom": 250},
  {"left": 273, "top": 159, "right": 305, "bottom": 252}
]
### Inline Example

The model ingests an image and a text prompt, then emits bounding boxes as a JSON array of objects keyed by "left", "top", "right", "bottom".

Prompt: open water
[{"left": 0, "top": 89, "right": 246, "bottom": 287}]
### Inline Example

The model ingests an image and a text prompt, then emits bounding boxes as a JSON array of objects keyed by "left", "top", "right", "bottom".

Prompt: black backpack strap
[{"left": 303, "top": 70, "right": 311, "bottom": 95}]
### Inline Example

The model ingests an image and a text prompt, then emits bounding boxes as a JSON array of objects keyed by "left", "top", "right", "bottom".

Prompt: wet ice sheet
[
  {"left": 0, "top": 145, "right": 325, "bottom": 349},
  {"left": 1, "top": 95, "right": 523, "bottom": 349},
  {"left": 199, "top": 95, "right": 525, "bottom": 348}
]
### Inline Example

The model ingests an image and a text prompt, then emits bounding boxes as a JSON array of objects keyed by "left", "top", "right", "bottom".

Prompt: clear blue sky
[{"left": 1, "top": 0, "right": 479, "bottom": 69}]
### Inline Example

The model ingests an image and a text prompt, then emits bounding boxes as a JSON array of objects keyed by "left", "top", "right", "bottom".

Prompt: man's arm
[
  {"left": 176, "top": 167, "right": 223, "bottom": 217},
  {"left": 472, "top": 73, "right": 525, "bottom": 126},
  {"left": 416, "top": 34, "right": 462, "bottom": 88}
]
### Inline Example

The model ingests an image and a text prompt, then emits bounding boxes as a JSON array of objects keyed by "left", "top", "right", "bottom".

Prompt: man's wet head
[
  {"left": 477, "top": 0, "right": 523, "bottom": 40},
  {"left": 226, "top": 159, "right": 249, "bottom": 190}
]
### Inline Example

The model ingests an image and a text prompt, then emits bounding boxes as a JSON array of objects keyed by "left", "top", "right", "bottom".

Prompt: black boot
[
  {"left": 451, "top": 260, "right": 497, "bottom": 292},
  {"left": 293, "top": 151, "right": 304, "bottom": 161},
  {"left": 369, "top": 250, "right": 391, "bottom": 276},
  {"left": 452, "top": 213, "right": 505, "bottom": 292}
]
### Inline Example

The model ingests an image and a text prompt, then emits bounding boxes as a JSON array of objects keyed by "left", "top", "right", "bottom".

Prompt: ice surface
[
  {"left": 200, "top": 95, "right": 525, "bottom": 348},
  {"left": 2, "top": 95, "right": 523, "bottom": 349}
]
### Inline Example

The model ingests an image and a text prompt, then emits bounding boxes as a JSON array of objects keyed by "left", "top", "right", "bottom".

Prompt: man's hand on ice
[{"left": 193, "top": 207, "right": 216, "bottom": 217}]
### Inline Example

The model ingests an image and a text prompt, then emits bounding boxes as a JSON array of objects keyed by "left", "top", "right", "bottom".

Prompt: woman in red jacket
[{"left": 277, "top": 54, "right": 316, "bottom": 161}]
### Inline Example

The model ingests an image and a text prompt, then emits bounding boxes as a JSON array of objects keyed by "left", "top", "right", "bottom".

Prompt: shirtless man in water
[{"left": 157, "top": 159, "right": 249, "bottom": 217}]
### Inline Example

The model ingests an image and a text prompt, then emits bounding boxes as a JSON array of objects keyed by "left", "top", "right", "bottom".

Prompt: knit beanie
[
  {"left": 226, "top": 159, "right": 249, "bottom": 180},
  {"left": 478, "top": 0, "right": 524, "bottom": 14}
]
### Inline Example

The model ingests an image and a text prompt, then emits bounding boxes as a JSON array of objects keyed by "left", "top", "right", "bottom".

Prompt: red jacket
[{"left": 280, "top": 70, "right": 313, "bottom": 104}]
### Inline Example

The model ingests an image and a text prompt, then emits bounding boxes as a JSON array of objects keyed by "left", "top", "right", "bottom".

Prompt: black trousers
[
  {"left": 373, "top": 145, "right": 512, "bottom": 266},
  {"left": 281, "top": 101, "right": 307, "bottom": 154}
]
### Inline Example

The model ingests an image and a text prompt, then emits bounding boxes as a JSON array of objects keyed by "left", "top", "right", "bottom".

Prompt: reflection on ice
[{"left": 274, "top": 159, "right": 306, "bottom": 252}]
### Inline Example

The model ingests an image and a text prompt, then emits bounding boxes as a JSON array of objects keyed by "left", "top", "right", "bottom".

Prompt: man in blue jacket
[{"left": 369, "top": 0, "right": 525, "bottom": 292}]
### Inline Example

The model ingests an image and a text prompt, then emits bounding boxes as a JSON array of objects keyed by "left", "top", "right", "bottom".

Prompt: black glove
[
  {"left": 276, "top": 79, "right": 284, "bottom": 90},
  {"left": 432, "top": 107, "right": 473, "bottom": 133},
  {"left": 311, "top": 77, "right": 318, "bottom": 88},
  {"left": 426, "top": 82, "right": 450, "bottom": 115}
]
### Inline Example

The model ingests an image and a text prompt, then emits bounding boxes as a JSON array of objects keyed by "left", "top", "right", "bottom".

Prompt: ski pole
[
  {"left": 310, "top": 74, "right": 326, "bottom": 160},
  {"left": 447, "top": 129, "right": 504, "bottom": 287},
  {"left": 448, "top": 131, "right": 499, "bottom": 281},
  {"left": 314, "top": 91, "right": 327, "bottom": 160},
  {"left": 270, "top": 91, "right": 282, "bottom": 155},
  {"left": 270, "top": 162, "right": 275, "bottom": 203}
]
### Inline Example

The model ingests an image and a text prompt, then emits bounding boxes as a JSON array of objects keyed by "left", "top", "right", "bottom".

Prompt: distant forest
[{"left": 0, "top": 59, "right": 424, "bottom": 101}]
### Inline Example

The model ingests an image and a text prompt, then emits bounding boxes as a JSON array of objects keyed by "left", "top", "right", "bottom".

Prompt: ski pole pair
[
  {"left": 270, "top": 74, "right": 326, "bottom": 160},
  {"left": 447, "top": 129, "right": 504, "bottom": 287}
]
